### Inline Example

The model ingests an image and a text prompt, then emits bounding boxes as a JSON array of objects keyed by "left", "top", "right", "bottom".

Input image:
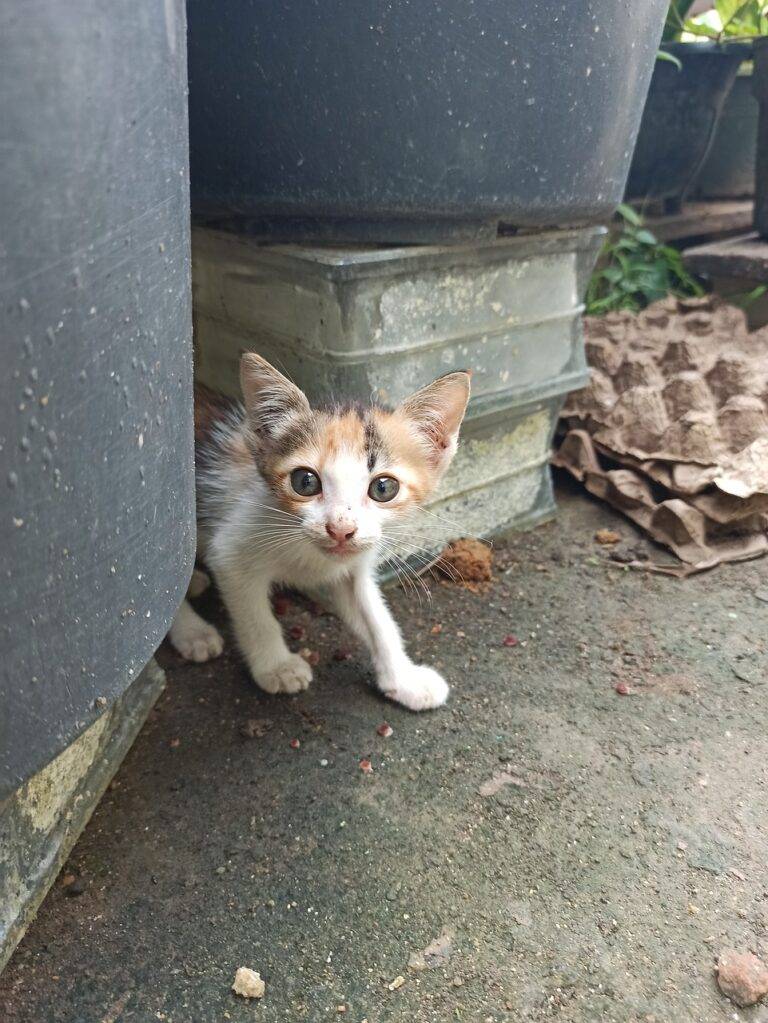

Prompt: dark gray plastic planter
[
  {"left": 753, "top": 38, "right": 768, "bottom": 236},
  {"left": 694, "top": 71, "right": 757, "bottom": 199},
  {"left": 0, "top": 0, "right": 194, "bottom": 967},
  {"left": 626, "top": 42, "right": 749, "bottom": 211},
  {"left": 187, "top": 0, "right": 668, "bottom": 243}
]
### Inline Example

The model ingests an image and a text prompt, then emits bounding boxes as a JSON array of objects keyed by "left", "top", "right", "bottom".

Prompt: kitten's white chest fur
[{"left": 169, "top": 353, "right": 470, "bottom": 711}]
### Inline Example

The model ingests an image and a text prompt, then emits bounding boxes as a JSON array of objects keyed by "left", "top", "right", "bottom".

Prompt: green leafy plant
[
  {"left": 586, "top": 204, "right": 704, "bottom": 315},
  {"left": 682, "top": 0, "right": 768, "bottom": 41}
]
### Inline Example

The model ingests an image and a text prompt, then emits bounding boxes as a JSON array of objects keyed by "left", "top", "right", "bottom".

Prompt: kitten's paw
[
  {"left": 382, "top": 664, "right": 449, "bottom": 711},
  {"left": 171, "top": 621, "right": 224, "bottom": 663},
  {"left": 187, "top": 567, "right": 211, "bottom": 599},
  {"left": 254, "top": 654, "right": 312, "bottom": 695}
]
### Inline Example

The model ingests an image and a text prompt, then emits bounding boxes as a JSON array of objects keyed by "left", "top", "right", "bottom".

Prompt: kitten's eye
[
  {"left": 290, "top": 468, "right": 322, "bottom": 497},
  {"left": 368, "top": 476, "right": 399, "bottom": 503}
]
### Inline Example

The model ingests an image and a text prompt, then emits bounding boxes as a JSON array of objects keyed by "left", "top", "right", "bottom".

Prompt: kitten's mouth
[{"left": 317, "top": 539, "right": 363, "bottom": 558}]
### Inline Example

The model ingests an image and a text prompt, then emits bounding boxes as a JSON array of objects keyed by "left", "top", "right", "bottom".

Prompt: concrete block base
[
  {"left": 0, "top": 660, "right": 165, "bottom": 972},
  {"left": 192, "top": 227, "right": 602, "bottom": 551}
]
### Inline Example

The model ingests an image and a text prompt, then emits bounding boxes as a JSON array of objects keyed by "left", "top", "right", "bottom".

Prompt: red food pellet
[
  {"left": 502, "top": 635, "right": 519, "bottom": 647},
  {"left": 289, "top": 624, "right": 306, "bottom": 640},
  {"left": 359, "top": 758, "right": 373, "bottom": 773},
  {"left": 289, "top": 738, "right": 301, "bottom": 749},
  {"left": 333, "top": 648, "right": 353, "bottom": 662},
  {"left": 376, "top": 722, "right": 393, "bottom": 738},
  {"left": 615, "top": 682, "right": 630, "bottom": 695}
]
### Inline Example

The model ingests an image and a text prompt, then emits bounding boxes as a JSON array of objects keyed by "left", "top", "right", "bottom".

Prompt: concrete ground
[{"left": 2, "top": 480, "right": 767, "bottom": 1023}]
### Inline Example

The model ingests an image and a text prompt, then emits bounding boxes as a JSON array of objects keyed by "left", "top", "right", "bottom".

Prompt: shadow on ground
[{"left": 2, "top": 482, "right": 767, "bottom": 1023}]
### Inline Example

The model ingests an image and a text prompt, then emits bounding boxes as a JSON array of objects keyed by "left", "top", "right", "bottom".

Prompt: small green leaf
[
  {"left": 616, "top": 203, "right": 642, "bottom": 226},
  {"left": 656, "top": 49, "right": 683, "bottom": 70}
]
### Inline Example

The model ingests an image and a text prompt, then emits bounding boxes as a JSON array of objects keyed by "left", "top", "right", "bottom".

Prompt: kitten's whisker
[
  {"left": 384, "top": 538, "right": 465, "bottom": 585},
  {"left": 378, "top": 541, "right": 431, "bottom": 603}
]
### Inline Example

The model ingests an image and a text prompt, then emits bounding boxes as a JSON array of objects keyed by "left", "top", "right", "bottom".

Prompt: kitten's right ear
[{"left": 240, "top": 352, "right": 310, "bottom": 442}]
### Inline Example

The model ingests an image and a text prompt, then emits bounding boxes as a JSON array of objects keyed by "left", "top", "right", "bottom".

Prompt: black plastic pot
[
  {"left": 187, "top": 0, "right": 668, "bottom": 243},
  {"left": 753, "top": 38, "right": 768, "bottom": 236},
  {"left": 694, "top": 71, "right": 757, "bottom": 199},
  {"left": 0, "top": 2, "right": 195, "bottom": 800},
  {"left": 626, "top": 42, "right": 749, "bottom": 211}
]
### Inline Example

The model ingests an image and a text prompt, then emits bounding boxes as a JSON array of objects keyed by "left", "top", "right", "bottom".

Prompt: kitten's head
[{"left": 240, "top": 353, "right": 470, "bottom": 561}]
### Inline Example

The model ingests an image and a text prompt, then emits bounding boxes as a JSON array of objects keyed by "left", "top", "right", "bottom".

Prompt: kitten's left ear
[{"left": 398, "top": 370, "right": 471, "bottom": 471}]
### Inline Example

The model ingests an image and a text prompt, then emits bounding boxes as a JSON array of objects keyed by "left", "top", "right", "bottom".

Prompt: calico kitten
[{"left": 168, "top": 353, "right": 470, "bottom": 711}]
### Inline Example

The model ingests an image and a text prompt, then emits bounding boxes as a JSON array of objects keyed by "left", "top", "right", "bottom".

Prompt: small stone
[
  {"left": 388, "top": 976, "right": 405, "bottom": 991},
  {"left": 240, "top": 718, "right": 273, "bottom": 740},
  {"left": 754, "top": 588, "right": 768, "bottom": 604},
  {"left": 232, "top": 966, "right": 265, "bottom": 999},
  {"left": 716, "top": 950, "right": 768, "bottom": 1007}
]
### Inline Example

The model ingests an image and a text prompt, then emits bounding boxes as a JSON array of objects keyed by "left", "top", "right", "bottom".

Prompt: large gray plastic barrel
[{"left": 0, "top": 1, "right": 195, "bottom": 802}]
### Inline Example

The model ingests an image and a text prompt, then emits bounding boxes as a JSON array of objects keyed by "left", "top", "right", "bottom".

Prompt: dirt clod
[
  {"left": 716, "top": 950, "right": 768, "bottom": 1007},
  {"left": 232, "top": 967, "right": 265, "bottom": 999},
  {"left": 595, "top": 529, "right": 621, "bottom": 545},
  {"left": 438, "top": 538, "right": 493, "bottom": 586}
]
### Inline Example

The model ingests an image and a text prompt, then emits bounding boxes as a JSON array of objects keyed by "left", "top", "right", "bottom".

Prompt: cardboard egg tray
[{"left": 554, "top": 295, "right": 768, "bottom": 574}]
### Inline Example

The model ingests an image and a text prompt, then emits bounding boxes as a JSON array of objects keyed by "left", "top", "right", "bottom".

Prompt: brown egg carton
[
  {"left": 553, "top": 430, "right": 768, "bottom": 576},
  {"left": 563, "top": 295, "right": 768, "bottom": 500}
]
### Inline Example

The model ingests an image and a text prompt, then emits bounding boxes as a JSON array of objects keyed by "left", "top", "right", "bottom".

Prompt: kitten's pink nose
[{"left": 326, "top": 522, "right": 357, "bottom": 543}]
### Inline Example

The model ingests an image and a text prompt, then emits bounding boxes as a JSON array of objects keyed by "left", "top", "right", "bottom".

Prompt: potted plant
[{"left": 626, "top": 1, "right": 753, "bottom": 212}]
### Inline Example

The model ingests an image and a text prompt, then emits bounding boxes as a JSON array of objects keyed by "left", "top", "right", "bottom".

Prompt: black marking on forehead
[{"left": 364, "top": 414, "right": 386, "bottom": 472}]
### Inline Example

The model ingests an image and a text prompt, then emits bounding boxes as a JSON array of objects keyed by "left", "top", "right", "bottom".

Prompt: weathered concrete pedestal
[
  {"left": 193, "top": 227, "right": 602, "bottom": 548},
  {"left": 0, "top": 661, "right": 165, "bottom": 972}
]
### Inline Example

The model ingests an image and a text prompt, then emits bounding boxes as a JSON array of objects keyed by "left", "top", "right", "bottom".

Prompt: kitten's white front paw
[
  {"left": 171, "top": 621, "right": 224, "bottom": 663},
  {"left": 254, "top": 653, "right": 313, "bottom": 695},
  {"left": 382, "top": 664, "right": 449, "bottom": 711}
]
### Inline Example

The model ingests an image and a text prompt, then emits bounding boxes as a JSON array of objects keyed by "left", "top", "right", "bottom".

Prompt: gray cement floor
[{"left": 2, "top": 481, "right": 767, "bottom": 1023}]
